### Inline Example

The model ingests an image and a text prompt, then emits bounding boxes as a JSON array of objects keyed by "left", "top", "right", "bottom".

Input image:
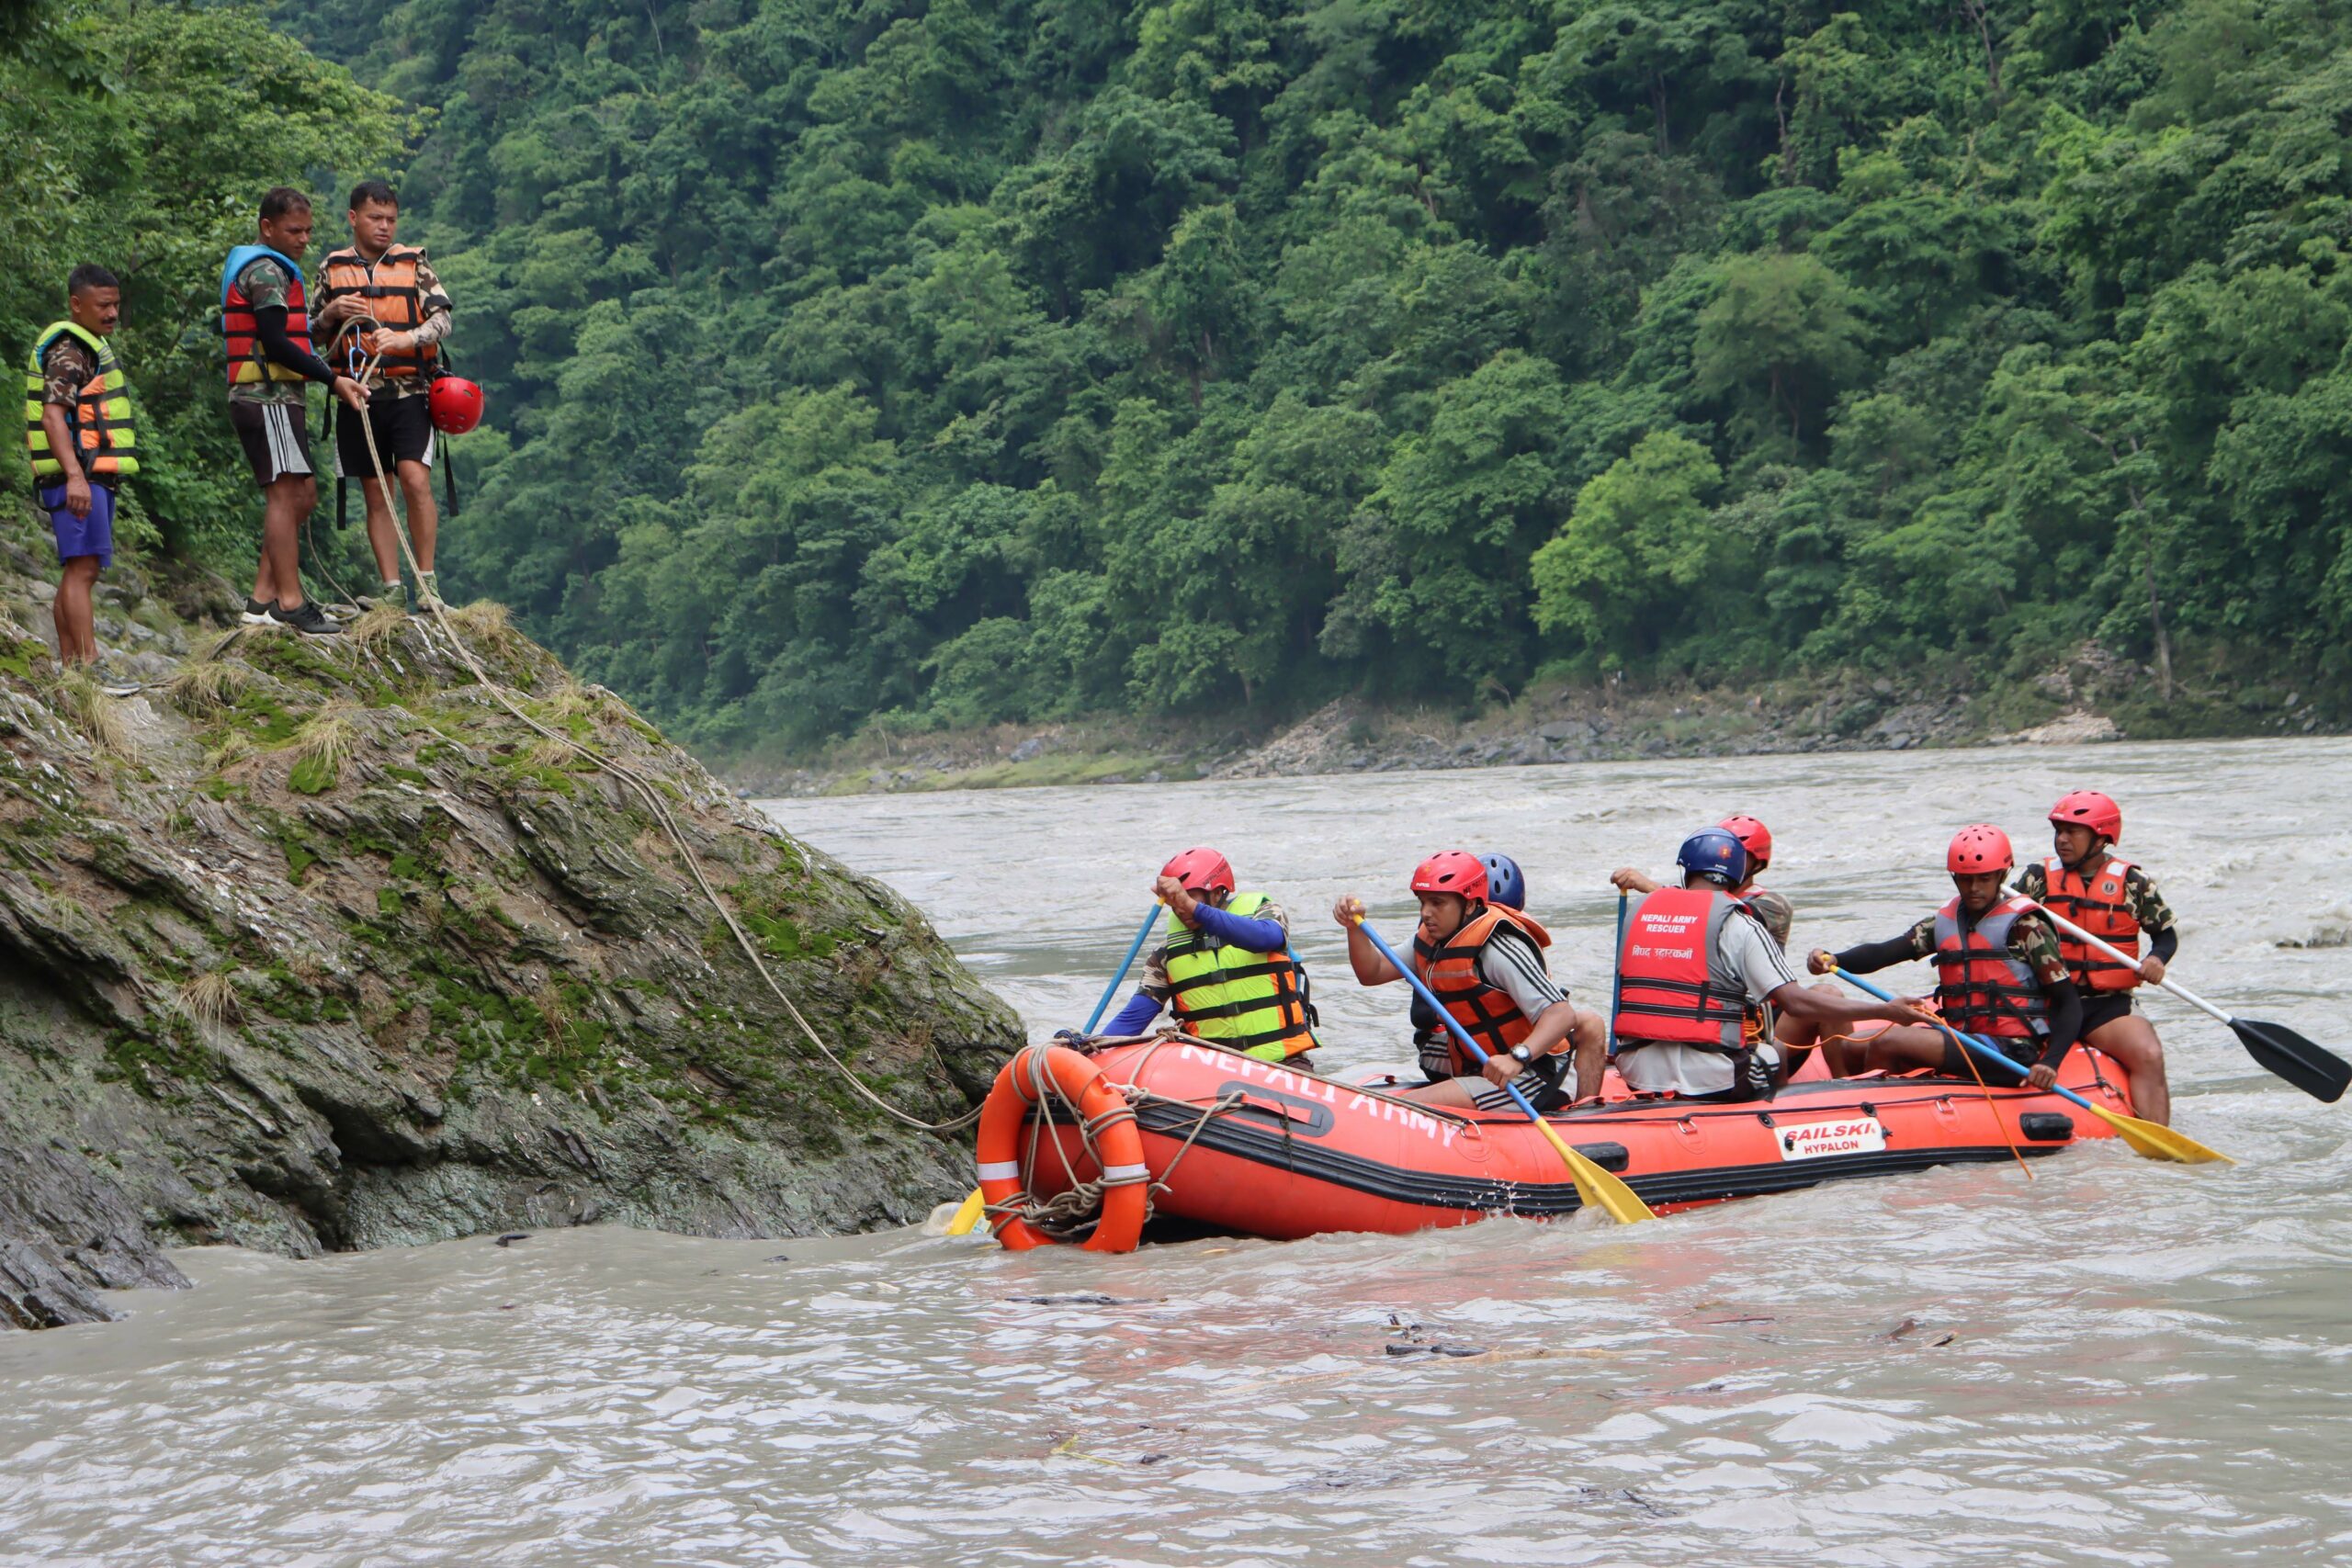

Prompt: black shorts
[
  {"left": 229, "top": 400, "right": 313, "bottom": 487},
  {"left": 1940, "top": 1036, "right": 2039, "bottom": 1078},
  {"left": 1464, "top": 1053, "right": 1570, "bottom": 1114},
  {"left": 334, "top": 389, "right": 435, "bottom": 479},
  {"left": 2079, "top": 993, "right": 2138, "bottom": 1037}
]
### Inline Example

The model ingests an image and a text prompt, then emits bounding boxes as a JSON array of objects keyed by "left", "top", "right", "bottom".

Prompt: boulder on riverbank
[{"left": 0, "top": 539, "right": 1021, "bottom": 1330}]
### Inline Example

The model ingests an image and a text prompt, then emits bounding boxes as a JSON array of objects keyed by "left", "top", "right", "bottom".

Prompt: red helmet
[
  {"left": 428, "top": 376, "right": 484, "bottom": 434},
  {"left": 1161, "top": 847, "right": 1235, "bottom": 897},
  {"left": 1947, "top": 824, "right": 2015, "bottom": 875},
  {"left": 1719, "top": 814, "right": 1773, "bottom": 867},
  {"left": 1409, "top": 851, "right": 1488, "bottom": 903},
  {"left": 2048, "top": 789, "right": 2122, "bottom": 842}
]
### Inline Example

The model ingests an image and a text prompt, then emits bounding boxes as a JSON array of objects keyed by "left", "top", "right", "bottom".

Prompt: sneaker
[
  {"left": 91, "top": 660, "right": 142, "bottom": 697},
  {"left": 271, "top": 600, "right": 345, "bottom": 637},
  {"left": 241, "top": 598, "right": 280, "bottom": 627},
  {"left": 413, "top": 571, "right": 446, "bottom": 615},
  {"left": 366, "top": 581, "right": 408, "bottom": 614}
]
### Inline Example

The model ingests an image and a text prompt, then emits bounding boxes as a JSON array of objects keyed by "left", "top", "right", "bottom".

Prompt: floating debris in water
[{"left": 493, "top": 1233, "right": 530, "bottom": 1247}]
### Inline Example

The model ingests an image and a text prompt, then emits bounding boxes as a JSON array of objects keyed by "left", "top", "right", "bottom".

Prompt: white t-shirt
[{"left": 1618, "top": 905, "right": 1798, "bottom": 1096}]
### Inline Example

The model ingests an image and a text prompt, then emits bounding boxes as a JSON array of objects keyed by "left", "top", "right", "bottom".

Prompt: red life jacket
[
  {"left": 1410, "top": 904, "right": 1553, "bottom": 1075},
  {"left": 1931, "top": 895, "right": 2048, "bottom": 1040},
  {"left": 2041, "top": 853, "right": 2142, "bottom": 991},
  {"left": 1613, "top": 887, "right": 1762, "bottom": 1054},
  {"left": 222, "top": 251, "right": 315, "bottom": 389}
]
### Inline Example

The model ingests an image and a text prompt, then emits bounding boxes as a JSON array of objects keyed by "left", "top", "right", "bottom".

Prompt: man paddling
[
  {"left": 1408, "top": 852, "right": 1527, "bottom": 1084},
  {"left": 1807, "top": 825, "right": 2086, "bottom": 1088},
  {"left": 1616, "top": 828, "right": 1925, "bottom": 1100},
  {"left": 2009, "top": 791, "right": 2177, "bottom": 1123},
  {"left": 1333, "top": 852, "right": 1607, "bottom": 1111},
  {"left": 1095, "top": 847, "right": 1317, "bottom": 1063},
  {"left": 1611, "top": 813, "right": 1791, "bottom": 946}
]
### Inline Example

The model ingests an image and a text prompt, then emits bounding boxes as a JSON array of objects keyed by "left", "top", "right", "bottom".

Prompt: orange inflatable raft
[{"left": 977, "top": 1034, "right": 2139, "bottom": 1249}]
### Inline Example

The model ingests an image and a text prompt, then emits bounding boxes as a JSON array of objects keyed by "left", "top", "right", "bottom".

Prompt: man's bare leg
[
  {"left": 54, "top": 556, "right": 100, "bottom": 663},
  {"left": 2085, "top": 1013, "right": 2170, "bottom": 1124}
]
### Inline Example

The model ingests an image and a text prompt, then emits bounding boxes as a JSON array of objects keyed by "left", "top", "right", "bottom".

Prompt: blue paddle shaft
[
  {"left": 1609, "top": 889, "right": 1629, "bottom": 1055},
  {"left": 1084, "top": 902, "right": 1163, "bottom": 1034},
  {"left": 1356, "top": 919, "right": 1552, "bottom": 1124},
  {"left": 1835, "top": 967, "right": 2099, "bottom": 1114}
]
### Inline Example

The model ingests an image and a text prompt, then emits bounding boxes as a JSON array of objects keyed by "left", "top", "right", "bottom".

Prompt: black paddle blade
[{"left": 2233, "top": 1018, "right": 2351, "bottom": 1103}]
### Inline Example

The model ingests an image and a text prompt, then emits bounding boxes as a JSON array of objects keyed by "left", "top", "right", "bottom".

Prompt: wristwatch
[{"left": 1509, "top": 1044, "right": 1533, "bottom": 1064}]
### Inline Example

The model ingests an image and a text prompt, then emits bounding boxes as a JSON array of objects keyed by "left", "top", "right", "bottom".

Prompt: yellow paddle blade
[
  {"left": 2085, "top": 1102, "right": 2233, "bottom": 1165},
  {"left": 944, "top": 1186, "right": 989, "bottom": 1235},
  {"left": 1534, "top": 1120, "right": 1657, "bottom": 1224}
]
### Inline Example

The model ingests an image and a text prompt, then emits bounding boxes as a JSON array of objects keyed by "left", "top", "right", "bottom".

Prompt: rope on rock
[{"left": 346, "top": 356, "right": 981, "bottom": 1134}]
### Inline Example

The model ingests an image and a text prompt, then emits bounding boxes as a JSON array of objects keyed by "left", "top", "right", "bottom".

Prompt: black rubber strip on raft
[{"left": 1125, "top": 1097, "right": 2063, "bottom": 1218}]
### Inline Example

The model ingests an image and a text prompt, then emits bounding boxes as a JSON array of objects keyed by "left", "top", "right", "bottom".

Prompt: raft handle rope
[{"left": 347, "top": 351, "right": 980, "bottom": 1133}]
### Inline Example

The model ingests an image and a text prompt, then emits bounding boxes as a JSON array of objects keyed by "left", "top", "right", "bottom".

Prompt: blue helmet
[
  {"left": 1477, "top": 853, "right": 1526, "bottom": 910},
  {"left": 1676, "top": 828, "right": 1749, "bottom": 889}
]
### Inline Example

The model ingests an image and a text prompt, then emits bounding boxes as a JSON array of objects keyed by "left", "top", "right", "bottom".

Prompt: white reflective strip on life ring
[
  {"left": 977, "top": 1161, "right": 1022, "bottom": 1181},
  {"left": 1099, "top": 1163, "right": 1150, "bottom": 1184}
]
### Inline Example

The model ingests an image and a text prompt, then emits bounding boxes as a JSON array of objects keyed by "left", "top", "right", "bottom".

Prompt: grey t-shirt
[{"left": 1619, "top": 903, "right": 1798, "bottom": 1096}]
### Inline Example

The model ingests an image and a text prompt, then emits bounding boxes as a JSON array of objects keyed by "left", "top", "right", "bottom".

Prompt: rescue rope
[
  {"left": 345, "top": 355, "right": 980, "bottom": 1134},
  {"left": 1922, "top": 1000, "right": 2036, "bottom": 1181}
]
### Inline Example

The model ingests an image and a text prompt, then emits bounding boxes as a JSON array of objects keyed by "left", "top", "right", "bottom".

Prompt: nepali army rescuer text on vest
[
  {"left": 312, "top": 178, "right": 453, "bottom": 615},
  {"left": 1332, "top": 851, "right": 1610, "bottom": 1113},
  {"left": 2009, "top": 790, "right": 2177, "bottom": 1124},
  {"left": 1616, "top": 829, "right": 1928, "bottom": 1102},
  {"left": 24, "top": 264, "right": 137, "bottom": 683},
  {"left": 1807, "top": 825, "right": 2087, "bottom": 1089},
  {"left": 1085, "top": 848, "right": 1318, "bottom": 1064},
  {"left": 222, "top": 186, "right": 368, "bottom": 638}
]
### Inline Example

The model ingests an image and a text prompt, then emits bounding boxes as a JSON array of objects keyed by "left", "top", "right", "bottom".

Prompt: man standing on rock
[
  {"left": 24, "top": 264, "right": 139, "bottom": 690},
  {"left": 221, "top": 186, "right": 368, "bottom": 637},
  {"left": 313, "top": 178, "right": 453, "bottom": 614}
]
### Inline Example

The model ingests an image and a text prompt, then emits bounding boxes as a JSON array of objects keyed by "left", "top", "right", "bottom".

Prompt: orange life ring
[{"left": 975, "top": 1043, "right": 1148, "bottom": 1253}]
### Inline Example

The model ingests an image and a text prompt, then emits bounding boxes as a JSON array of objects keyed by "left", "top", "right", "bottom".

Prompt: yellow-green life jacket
[
  {"left": 25, "top": 321, "right": 138, "bottom": 479},
  {"left": 1162, "top": 891, "right": 1316, "bottom": 1062}
]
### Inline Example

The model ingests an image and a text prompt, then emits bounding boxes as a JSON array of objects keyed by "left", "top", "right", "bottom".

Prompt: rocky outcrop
[{"left": 0, "top": 542, "right": 1022, "bottom": 1328}]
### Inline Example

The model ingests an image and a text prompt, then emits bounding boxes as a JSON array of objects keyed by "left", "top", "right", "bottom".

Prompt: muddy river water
[{"left": 3, "top": 739, "right": 2348, "bottom": 1565}]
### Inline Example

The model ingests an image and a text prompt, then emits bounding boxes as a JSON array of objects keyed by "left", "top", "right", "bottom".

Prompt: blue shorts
[{"left": 39, "top": 480, "right": 115, "bottom": 569}]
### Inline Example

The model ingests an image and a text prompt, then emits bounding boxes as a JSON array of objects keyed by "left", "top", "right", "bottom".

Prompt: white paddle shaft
[{"left": 2006, "top": 884, "right": 2234, "bottom": 1026}]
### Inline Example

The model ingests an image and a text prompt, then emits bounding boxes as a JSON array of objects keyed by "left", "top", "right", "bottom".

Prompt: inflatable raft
[{"left": 976, "top": 1034, "right": 2140, "bottom": 1250}]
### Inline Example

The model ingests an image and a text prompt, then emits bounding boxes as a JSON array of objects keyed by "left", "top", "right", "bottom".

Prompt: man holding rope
[
  {"left": 222, "top": 186, "right": 368, "bottom": 637},
  {"left": 314, "top": 179, "right": 453, "bottom": 614}
]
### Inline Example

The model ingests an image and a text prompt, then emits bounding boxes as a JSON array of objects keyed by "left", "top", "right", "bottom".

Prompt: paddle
[
  {"left": 946, "top": 900, "right": 1163, "bottom": 1238},
  {"left": 1354, "top": 916, "right": 1657, "bottom": 1224},
  {"left": 1607, "top": 889, "right": 1628, "bottom": 1055},
  {"left": 2007, "top": 884, "right": 2349, "bottom": 1104},
  {"left": 1828, "top": 966, "right": 2232, "bottom": 1165}
]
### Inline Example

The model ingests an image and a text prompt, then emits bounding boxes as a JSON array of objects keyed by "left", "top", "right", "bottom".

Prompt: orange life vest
[
  {"left": 221, "top": 248, "right": 315, "bottom": 388},
  {"left": 317, "top": 245, "right": 437, "bottom": 378},
  {"left": 2041, "top": 853, "right": 2141, "bottom": 991},
  {"left": 1410, "top": 904, "right": 1554, "bottom": 1074},
  {"left": 1931, "top": 894, "right": 2048, "bottom": 1040},
  {"left": 1613, "top": 887, "right": 1762, "bottom": 1053}
]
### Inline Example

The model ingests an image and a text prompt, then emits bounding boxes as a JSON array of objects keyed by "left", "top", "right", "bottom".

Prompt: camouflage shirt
[
  {"left": 228, "top": 256, "right": 306, "bottom": 408},
  {"left": 2011, "top": 860, "right": 2177, "bottom": 934},
  {"left": 39, "top": 334, "right": 97, "bottom": 409},
  {"left": 1139, "top": 897, "right": 1293, "bottom": 999},
  {"left": 1897, "top": 908, "right": 2070, "bottom": 988}
]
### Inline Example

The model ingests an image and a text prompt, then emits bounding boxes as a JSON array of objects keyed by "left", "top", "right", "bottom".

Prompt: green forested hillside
[{"left": 34, "top": 0, "right": 2352, "bottom": 753}]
